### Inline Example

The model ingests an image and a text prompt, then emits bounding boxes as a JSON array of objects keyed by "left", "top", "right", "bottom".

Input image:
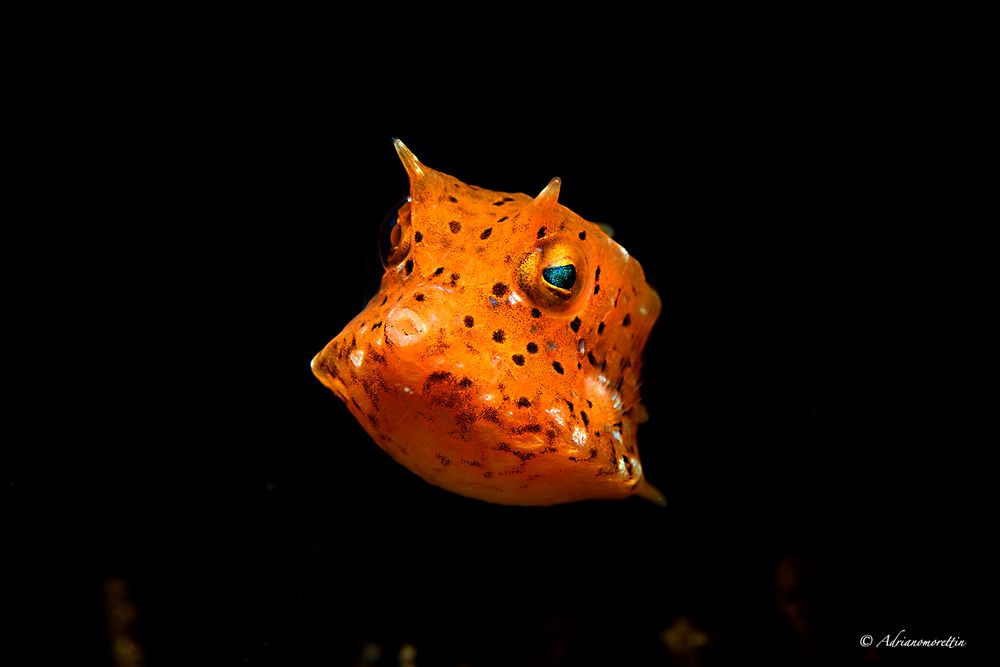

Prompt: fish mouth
[
  {"left": 310, "top": 351, "right": 349, "bottom": 403},
  {"left": 310, "top": 298, "right": 435, "bottom": 414}
]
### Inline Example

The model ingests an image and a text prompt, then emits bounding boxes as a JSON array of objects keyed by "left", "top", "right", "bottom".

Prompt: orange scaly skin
[{"left": 312, "top": 140, "right": 663, "bottom": 505}]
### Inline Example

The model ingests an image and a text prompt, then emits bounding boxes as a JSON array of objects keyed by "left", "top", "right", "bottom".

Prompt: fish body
[{"left": 312, "top": 140, "right": 662, "bottom": 505}]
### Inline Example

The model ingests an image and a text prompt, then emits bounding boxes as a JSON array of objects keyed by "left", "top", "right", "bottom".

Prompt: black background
[{"left": 6, "top": 46, "right": 988, "bottom": 666}]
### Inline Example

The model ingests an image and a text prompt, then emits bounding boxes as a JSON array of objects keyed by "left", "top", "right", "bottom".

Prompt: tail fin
[{"left": 634, "top": 478, "right": 667, "bottom": 507}]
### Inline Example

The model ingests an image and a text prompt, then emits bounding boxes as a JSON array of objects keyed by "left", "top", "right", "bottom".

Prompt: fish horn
[
  {"left": 392, "top": 138, "right": 447, "bottom": 201},
  {"left": 392, "top": 138, "right": 426, "bottom": 180},
  {"left": 533, "top": 176, "right": 561, "bottom": 206}
]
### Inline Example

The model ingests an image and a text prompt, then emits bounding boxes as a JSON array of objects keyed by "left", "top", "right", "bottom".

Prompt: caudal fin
[{"left": 634, "top": 478, "right": 667, "bottom": 507}]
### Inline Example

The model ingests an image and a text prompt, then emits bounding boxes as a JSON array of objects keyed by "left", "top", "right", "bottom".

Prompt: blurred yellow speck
[
  {"left": 361, "top": 642, "right": 382, "bottom": 663},
  {"left": 398, "top": 643, "right": 417, "bottom": 666},
  {"left": 662, "top": 616, "right": 710, "bottom": 654}
]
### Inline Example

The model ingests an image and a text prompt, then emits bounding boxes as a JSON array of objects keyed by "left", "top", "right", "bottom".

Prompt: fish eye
[
  {"left": 379, "top": 197, "right": 412, "bottom": 269},
  {"left": 517, "top": 239, "right": 590, "bottom": 313},
  {"left": 541, "top": 263, "right": 576, "bottom": 296}
]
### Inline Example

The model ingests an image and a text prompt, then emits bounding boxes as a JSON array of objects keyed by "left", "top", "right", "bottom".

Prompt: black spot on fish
[
  {"left": 464, "top": 315, "right": 475, "bottom": 328},
  {"left": 570, "top": 317, "right": 582, "bottom": 333},
  {"left": 368, "top": 347, "right": 385, "bottom": 366},
  {"left": 526, "top": 342, "right": 538, "bottom": 354},
  {"left": 414, "top": 231, "right": 423, "bottom": 243},
  {"left": 579, "top": 231, "right": 587, "bottom": 240},
  {"left": 552, "top": 361, "right": 564, "bottom": 374},
  {"left": 449, "top": 221, "right": 462, "bottom": 234},
  {"left": 424, "top": 371, "right": 453, "bottom": 393},
  {"left": 492, "top": 282, "right": 508, "bottom": 297},
  {"left": 516, "top": 397, "right": 531, "bottom": 408},
  {"left": 493, "top": 329, "right": 506, "bottom": 343},
  {"left": 455, "top": 410, "right": 477, "bottom": 435},
  {"left": 531, "top": 308, "right": 542, "bottom": 318},
  {"left": 480, "top": 227, "right": 493, "bottom": 240},
  {"left": 404, "top": 259, "right": 414, "bottom": 275},
  {"left": 537, "top": 227, "right": 547, "bottom": 238},
  {"left": 512, "top": 354, "right": 525, "bottom": 366}
]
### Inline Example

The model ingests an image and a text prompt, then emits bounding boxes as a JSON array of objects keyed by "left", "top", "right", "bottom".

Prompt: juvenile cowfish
[{"left": 312, "top": 140, "right": 663, "bottom": 505}]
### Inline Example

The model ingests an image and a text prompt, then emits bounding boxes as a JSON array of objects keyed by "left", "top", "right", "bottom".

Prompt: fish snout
[{"left": 310, "top": 343, "right": 350, "bottom": 403}]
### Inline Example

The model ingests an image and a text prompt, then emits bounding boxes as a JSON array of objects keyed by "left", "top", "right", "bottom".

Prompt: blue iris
[{"left": 542, "top": 264, "right": 576, "bottom": 291}]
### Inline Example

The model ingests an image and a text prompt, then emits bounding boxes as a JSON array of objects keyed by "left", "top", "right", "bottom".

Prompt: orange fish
[{"left": 312, "top": 140, "right": 663, "bottom": 505}]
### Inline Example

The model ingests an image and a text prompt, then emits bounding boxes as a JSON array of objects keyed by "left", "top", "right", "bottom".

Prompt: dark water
[{"left": 8, "top": 63, "right": 985, "bottom": 666}]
